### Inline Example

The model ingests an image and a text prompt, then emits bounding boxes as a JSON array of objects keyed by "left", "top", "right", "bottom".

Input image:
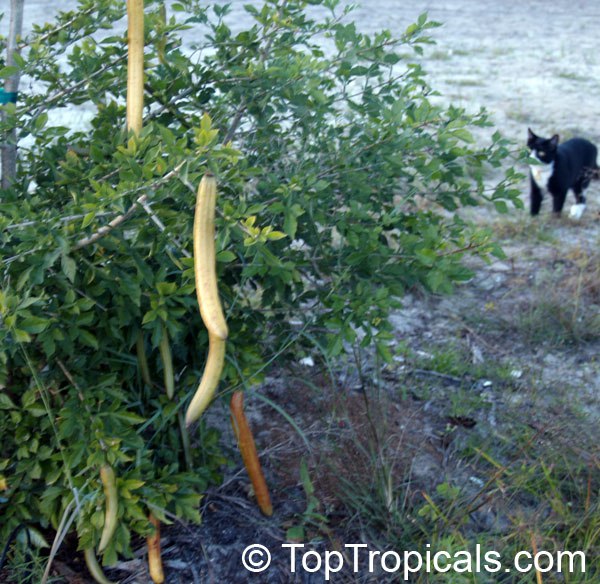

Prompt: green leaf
[
  {"left": 283, "top": 212, "right": 297, "bottom": 239},
  {"left": 0, "top": 66, "right": 19, "bottom": 79},
  {"left": 286, "top": 525, "right": 305, "bottom": 542},
  {"left": 16, "top": 267, "right": 33, "bottom": 291},
  {"left": 82, "top": 212, "right": 95, "bottom": 228},
  {"left": 217, "top": 250, "right": 236, "bottom": 263},
  {"left": 19, "top": 316, "right": 50, "bottom": 334},
  {"left": 17, "top": 527, "right": 49, "bottom": 549},
  {"left": 61, "top": 255, "right": 77, "bottom": 283},
  {"left": 451, "top": 128, "right": 475, "bottom": 143},
  {"left": 415, "top": 248, "right": 437, "bottom": 266},
  {"left": 376, "top": 340, "right": 393, "bottom": 363},
  {"left": 79, "top": 330, "right": 99, "bottom": 350},
  {"left": 110, "top": 412, "right": 145, "bottom": 425},
  {"left": 142, "top": 310, "right": 158, "bottom": 325},
  {"left": 494, "top": 200, "right": 509, "bottom": 214},
  {"left": 266, "top": 230, "right": 286, "bottom": 241},
  {"left": 33, "top": 113, "right": 48, "bottom": 132},
  {"left": 0, "top": 394, "right": 16, "bottom": 410},
  {"left": 156, "top": 282, "right": 177, "bottom": 296},
  {"left": 13, "top": 329, "right": 32, "bottom": 343}
]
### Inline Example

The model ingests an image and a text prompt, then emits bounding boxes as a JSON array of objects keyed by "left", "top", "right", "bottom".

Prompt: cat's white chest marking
[{"left": 530, "top": 153, "right": 554, "bottom": 190}]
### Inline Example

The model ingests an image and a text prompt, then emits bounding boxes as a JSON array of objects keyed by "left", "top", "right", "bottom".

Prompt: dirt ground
[{"left": 5, "top": 1, "right": 600, "bottom": 583}]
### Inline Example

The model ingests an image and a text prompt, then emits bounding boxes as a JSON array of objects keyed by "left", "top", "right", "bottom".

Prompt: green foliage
[
  {"left": 286, "top": 458, "right": 329, "bottom": 541},
  {"left": 412, "top": 455, "right": 599, "bottom": 583},
  {"left": 0, "top": 0, "right": 521, "bottom": 565}
]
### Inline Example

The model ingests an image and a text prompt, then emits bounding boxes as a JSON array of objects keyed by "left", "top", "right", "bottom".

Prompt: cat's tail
[{"left": 583, "top": 166, "right": 600, "bottom": 181}]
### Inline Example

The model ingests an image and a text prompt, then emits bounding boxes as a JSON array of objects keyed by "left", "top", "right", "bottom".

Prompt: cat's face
[{"left": 527, "top": 128, "right": 559, "bottom": 164}]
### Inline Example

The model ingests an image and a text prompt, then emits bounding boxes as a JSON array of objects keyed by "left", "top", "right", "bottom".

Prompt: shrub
[{"left": 0, "top": 0, "right": 521, "bottom": 568}]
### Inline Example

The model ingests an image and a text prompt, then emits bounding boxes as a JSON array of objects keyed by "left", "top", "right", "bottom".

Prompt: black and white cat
[{"left": 527, "top": 128, "right": 599, "bottom": 218}]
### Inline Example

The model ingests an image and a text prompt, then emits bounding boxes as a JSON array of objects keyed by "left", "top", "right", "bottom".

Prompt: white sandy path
[{"left": 4, "top": 0, "right": 599, "bottom": 140}]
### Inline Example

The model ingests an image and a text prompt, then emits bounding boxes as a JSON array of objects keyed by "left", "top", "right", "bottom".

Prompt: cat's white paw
[{"left": 569, "top": 203, "right": 586, "bottom": 220}]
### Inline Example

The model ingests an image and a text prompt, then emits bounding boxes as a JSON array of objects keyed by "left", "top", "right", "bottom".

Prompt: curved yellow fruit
[
  {"left": 84, "top": 547, "right": 117, "bottom": 584},
  {"left": 98, "top": 464, "right": 118, "bottom": 553},
  {"left": 126, "top": 0, "right": 144, "bottom": 135},
  {"left": 185, "top": 333, "right": 226, "bottom": 426},
  {"left": 147, "top": 514, "right": 165, "bottom": 583},
  {"left": 193, "top": 174, "right": 228, "bottom": 340},
  {"left": 158, "top": 325, "right": 175, "bottom": 399}
]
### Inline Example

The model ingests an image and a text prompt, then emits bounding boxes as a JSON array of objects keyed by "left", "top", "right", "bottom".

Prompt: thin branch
[
  {"left": 4, "top": 211, "right": 113, "bottom": 232},
  {"left": 437, "top": 242, "right": 486, "bottom": 257},
  {"left": 73, "top": 194, "right": 148, "bottom": 250},
  {"left": 18, "top": 7, "right": 96, "bottom": 50},
  {"left": 177, "top": 172, "right": 197, "bottom": 196},
  {"left": 139, "top": 198, "right": 167, "bottom": 232},
  {"left": 222, "top": 104, "right": 246, "bottom": 144},
  {"left": 138, "top": 197, "right": 191, "bottom": 258},
  {"left": 410, "top": 368, "right": 463, "bottom": 384},
  {"left": 18, "top": 55, "right": 127, "bottom": 119},
  {"left": 145, "top": 83, "right": 193, "bottom": 126},
  {"left": 73, "top": 160, "right": 186, "bottom": 250}
]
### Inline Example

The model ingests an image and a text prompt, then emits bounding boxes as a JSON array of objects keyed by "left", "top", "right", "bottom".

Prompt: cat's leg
[
  {"left": 569, "top": 178, "right": 588, "bottom": 219},
  {"left": 551, "top": 189, "right": 568, "bottom": 214},
  {"left": 530, "top": 174, "right": 543, "bottom": 215}
]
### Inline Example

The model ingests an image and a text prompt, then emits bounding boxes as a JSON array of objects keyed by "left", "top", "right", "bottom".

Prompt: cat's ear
[
  {"left": 527, "top": 128, "right": 536, "bottom": 141},
  {"left": 549, "top": 134, "right": 559, "bottom": 149}
]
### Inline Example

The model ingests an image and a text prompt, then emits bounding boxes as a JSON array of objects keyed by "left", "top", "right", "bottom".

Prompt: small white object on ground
[{"left": 569, "top": 203, "right": 586, "bottom": 219}]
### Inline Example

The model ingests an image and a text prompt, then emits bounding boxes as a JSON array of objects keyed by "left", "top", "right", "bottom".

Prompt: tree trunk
[{"left": 1, "top": 0, "right": 25, "bottom": 189}]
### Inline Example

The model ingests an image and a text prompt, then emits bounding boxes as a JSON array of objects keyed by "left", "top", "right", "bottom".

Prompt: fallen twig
[{"left": 410, "top": 368, "right": 463, "bottom": 384}]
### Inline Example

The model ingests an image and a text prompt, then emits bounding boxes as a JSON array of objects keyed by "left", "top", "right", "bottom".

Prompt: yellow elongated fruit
[
  {"left": 185, "top": 333, "right": 225, "bottom": 426},
  {"left": 193, "top": 173, "right": 228, "bottom": 340},
  {"left": 147, "top": 514, "right": 165, "bottom": 583},
  {"left": 98, "top": 464, "right": 118, "bottom": 553},
  {"left": 230, "top": 391, "right": 273, "bottom": 516},
  {"left": 84, "top": 548, "right": 117, "bottom": 584},
  {"left": 126, "top": 0, "right": 144, "bottom": 134},
  {"left": 158, "top": 325, "right": 175, "bottom": 399}
]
